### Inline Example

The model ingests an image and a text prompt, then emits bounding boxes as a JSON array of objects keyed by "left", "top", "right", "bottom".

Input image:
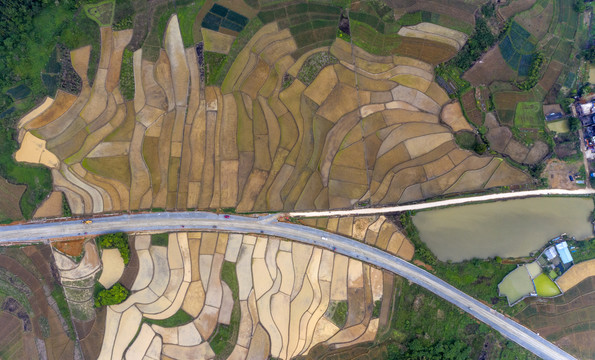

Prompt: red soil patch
[
  {"left": 52, "top": 239, "right": 85, "bottom": 257},
  {"left": 413, "top": 260, "right": 434, "bottom": 271}
]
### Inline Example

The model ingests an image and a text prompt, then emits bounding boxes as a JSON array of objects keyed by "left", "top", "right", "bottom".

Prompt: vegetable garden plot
[
  {"left": 202, "top": 4, "right": 249, "bottom": 33},
  {"left": 498, "top": 21, "right": 537, "bottom": 75}
]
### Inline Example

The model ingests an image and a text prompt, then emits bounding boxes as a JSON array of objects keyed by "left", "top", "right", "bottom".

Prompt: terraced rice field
[
  {"left": 90, "top": 231, "right": 387, "bottom": 359},
  {"left": 15, "top": 15, "right": 532, "bottom": 216}
]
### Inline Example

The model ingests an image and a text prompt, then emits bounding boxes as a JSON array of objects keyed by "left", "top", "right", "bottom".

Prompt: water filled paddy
[{"left": 413, "top": 197, "right": 594, "bottom": 262}]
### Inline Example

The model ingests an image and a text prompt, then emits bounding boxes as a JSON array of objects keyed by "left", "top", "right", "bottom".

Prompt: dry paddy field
[
  {"left": 15, "top": 16, "right": 531, "bottom": 216},
  {"left": 90, "top": 231, "right": 389, "bottom": 359}
]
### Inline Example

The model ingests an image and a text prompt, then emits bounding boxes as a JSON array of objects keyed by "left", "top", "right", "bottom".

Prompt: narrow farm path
[{"left": 289, "top": 188, "right": 595, "bottom": 217}]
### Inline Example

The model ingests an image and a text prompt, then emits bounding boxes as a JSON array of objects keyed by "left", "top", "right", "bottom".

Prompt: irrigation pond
[{"left": 413, "top": 197, "right": 594, "bottom": 262}]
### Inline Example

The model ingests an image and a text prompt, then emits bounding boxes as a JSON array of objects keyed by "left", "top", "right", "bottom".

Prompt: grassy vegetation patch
[
  {"left": 210, "top": 261, "right": 240, "bottom": 356},
  {"left": 51, "top": 286, "right": 76, "bottom": 339},
  {"left": 83, "top": 0, "right": 115, "bottom": 27},
  {"left": 120, "top": 49, "right": 134, "bottom": 100},
  {"left": 144, "top": 309, "right": 193, "bottom": 327},
  {"left": 204, "top": 51, "right": 228, "bottom": 86},
  {"left": 177, "top": 0, "right": 206, "bottom": 47},
  {"left": 329, "top": 300, "right": 348, "bottom": 327},
  {"left": 296, "top": 51, "right": 338, "bottom": 86},
  {"left": 0, "top": 269, "right": 32, "bottom": 313},
  {"left": 150, "top": 233, "right": 169, "bottom": 247},
  {"left": 514, "top": 102, "right": 543, "bottom": 129}
]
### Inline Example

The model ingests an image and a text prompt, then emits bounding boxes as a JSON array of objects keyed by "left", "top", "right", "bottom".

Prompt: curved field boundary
[{"left": 557, "top": 260, "right": 595, "bottom": 293}]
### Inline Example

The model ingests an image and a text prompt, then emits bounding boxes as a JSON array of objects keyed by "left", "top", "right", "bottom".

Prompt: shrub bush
[
  {"left": 94, "top": 283, "right": 129, "bottom": 307},
  {"left": 97, "top": 232, "right": 130, "bottom": 264}
]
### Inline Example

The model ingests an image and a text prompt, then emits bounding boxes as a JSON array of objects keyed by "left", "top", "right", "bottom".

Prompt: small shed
[
  {"left": 544, "top": 247, "right": 557, "bottom": 261},
  {"left": 555, "top": 241, "right": 574, "bottom": 264}
]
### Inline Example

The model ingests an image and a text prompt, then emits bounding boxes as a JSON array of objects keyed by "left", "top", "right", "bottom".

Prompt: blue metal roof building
[{"left": 555, "top": 241, "right": 573, "bottom": 264}]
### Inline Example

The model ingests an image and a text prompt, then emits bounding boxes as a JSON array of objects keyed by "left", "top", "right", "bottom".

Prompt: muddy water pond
[{"left": 413, "top": 197, "right": 594, "bottom": 262}]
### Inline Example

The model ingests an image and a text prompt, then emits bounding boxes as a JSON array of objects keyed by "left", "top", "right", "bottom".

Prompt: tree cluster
[
  {"left": 568, "top": 117, "right": 581, "bottom": 133},
  {"left": 98, "top": 232, "right": 130, "bottom": 265},
  {"left": 574, "top": 0, "right": 586, "bottom": 13},
  {"left": 388, "top": 339, "right": 471, "bottom": 360},
  {"left": 94, "top": 283, "right": 129, "bottom": 307},
  {"left": 452, "top": 18, "right": 496, "bottom": 70},
  {"left": 515, "top": 52, "right": 544, "bottom": 91},
  {"left": 0, "top": 0, "right": 52, "bottom": 89}
]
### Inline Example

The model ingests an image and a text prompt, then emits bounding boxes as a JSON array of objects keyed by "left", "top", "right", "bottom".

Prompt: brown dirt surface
[
  {"left": 543, "top": 159, "right": 582, "bottom": 190},
  {"left": 33, "top": 191, "right": 64, "bottom": 219},
  {"left": 504, "top": 139, "right": 531, "bottom": 163},
  {"left": 499, "top": 0, "right": 537, "bottom": 19},
  {"left": 537, "top": 61, "right": 564, "bottom": 94},
  {"left": 70, "top": 45, "right": 92, "bottom": 84},
  {"left": 460, "top": 91, "right": 483, "bottom": 126},
  {"left": 52, "top": 239, "right": 85, "bottom": 257},
  {"left": 118, "top": 237, "right": 139, "bottom": 290},
  {"left": 0, "top": 176, "right": 26, "bottom": 221},
  {"left": 395, "top": 37, "right": 457, "bottom": 65},
  {"left": 463, "top": 47, "right": 518, "bottom": 86},
  {"left": 80, "top": 307, "right": 105, "bottom": 360},
  {"left": 486, "top": 125, "right": 513, "bottom": 153}
]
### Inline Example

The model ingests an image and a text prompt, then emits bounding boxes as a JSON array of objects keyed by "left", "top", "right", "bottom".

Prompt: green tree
[
  {"left": 574, "top": 0, "right": 586, "bottom": 12},
  {"left": 568, "top": 117, "right": 581, "bottom": 132}
]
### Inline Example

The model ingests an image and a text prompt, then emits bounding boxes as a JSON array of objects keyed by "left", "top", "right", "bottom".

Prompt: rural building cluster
[{"left": 498, "top": 235, "right": 576, "bottom": 306}]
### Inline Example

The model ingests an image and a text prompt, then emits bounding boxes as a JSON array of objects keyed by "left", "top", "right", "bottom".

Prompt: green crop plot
[
  {"left": 534, "top": 274, "right": 561, "bottom": 297},
  {"left": 499, "top": 22, "right": 537, "bottom": 76},
  {"left": 84, "top": 0, "right": 115, "bottom": 27},
  {"left": 514, "top": 102, "right": 543, "bottom": 129}
]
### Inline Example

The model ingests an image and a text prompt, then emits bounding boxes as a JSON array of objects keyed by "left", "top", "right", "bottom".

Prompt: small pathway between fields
[{"left": 289, "top": 188, "right": 595, "bottom": 217}]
